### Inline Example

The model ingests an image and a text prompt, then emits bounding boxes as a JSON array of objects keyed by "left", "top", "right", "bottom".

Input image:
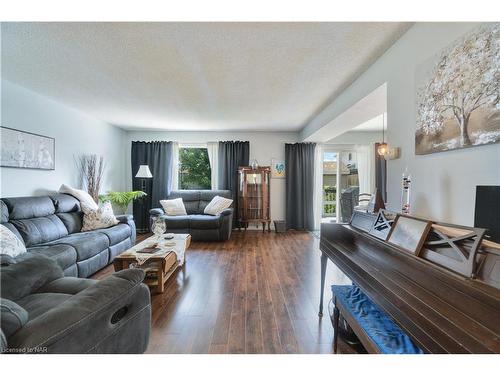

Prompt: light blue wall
[
  {"left": 1, "top": 80, "right": 127, "bottom": 197},
  {"left": 302, "top": 23, "right": 500, "bottom": 225}
]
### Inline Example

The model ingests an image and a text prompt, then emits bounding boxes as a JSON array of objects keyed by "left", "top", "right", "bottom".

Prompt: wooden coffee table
[{"left": 113, "top": 233, "right": 191, "bottom": 293}]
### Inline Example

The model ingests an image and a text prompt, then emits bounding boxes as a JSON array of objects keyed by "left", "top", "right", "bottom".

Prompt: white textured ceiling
[{"left": 1, "top": 22, "right": 410, "bottom": 131}]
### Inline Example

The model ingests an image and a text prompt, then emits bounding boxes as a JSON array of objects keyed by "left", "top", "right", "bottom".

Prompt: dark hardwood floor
[{"left": 93, "top": 230, "right": 357, "bottom": 354}]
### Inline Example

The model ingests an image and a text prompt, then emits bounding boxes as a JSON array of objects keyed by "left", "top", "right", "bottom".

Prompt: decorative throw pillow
[
  {"left": 59, "top": 184, "right": 98, "bottom": 210},
  {"left": 0, "top": 224, "right": 27, "bottom": 258},
  {"left": 81, "top": 201, "right": 119, "bottom": 231},
  {"left": 204, "top": 196, "right": 233, "bottom": 216},
  {"left": 160, "top": 198, "right": 187, "bottom": 216}
]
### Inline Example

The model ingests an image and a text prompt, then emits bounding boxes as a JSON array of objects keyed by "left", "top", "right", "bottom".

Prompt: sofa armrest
[
  {"left": 115, "top": 214, "right": 136, "bottom": 244},
  {"left": 149, "top": 208, "right": 164, "bottom": 217},
  {"left": 220, "top": 208, "right": 233, "bottom": 217},
  {"left": 219, "top": 208, "right": 233, "bottom": 241},
  {"left": 8, "top": 269, "right": 151, "bottom": 353},
  {"left": 115, "top": 214, "right": 133, "bottom": 223},
  {"left": 0, "top": 253, "right": 63, "bottom": 301}
]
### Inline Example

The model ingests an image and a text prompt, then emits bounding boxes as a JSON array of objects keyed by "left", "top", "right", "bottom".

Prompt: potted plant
[{"left": 99, "top": 191, "right": 147, "bottom": 214}]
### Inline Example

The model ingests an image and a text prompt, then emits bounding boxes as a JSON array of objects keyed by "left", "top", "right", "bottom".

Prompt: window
[{"left": 178, "top": 146, "right": 211, "bottom": 190}]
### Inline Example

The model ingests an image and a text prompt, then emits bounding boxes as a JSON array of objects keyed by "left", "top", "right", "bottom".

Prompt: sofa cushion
[
  {"left": 16, "top": 293, "right": 72, "bottom": 320},
  {"left": 108, "top": 237, "right": 132, "bottom": 262},
  {"left": 46, "top": 232, "right": 110, "bottom": 261},
  {"left": 162, "top": 215, "right": 190, "bottom": 230},
  {"left": 63, "top": 264, "right": 78, "bottom": 277},
  {"left": 28, "top": 244, "right": 77, "bottom": 271},
  {"left": 11, "top": 215, "right": 69, "bottom": 247},
  {"left": 2, "top": 196, "right": 56, "bottom": 220},
  {"left": 189, "top": 214, "right": 221, "bottom": 229},
  {"left": 0, "top": 298, "right": 28, "bottom": 338},
  {"left": 95, "top": 224, "right": 132, "bottom": 245},
  {"left": 190, "top": 228, "right": 220, "bottom": 241},
  {"left": 50, "top": 193, "right": 81, "bottom": 213},
  {"left": 39, "top": 277, "right": 97, "bottom": 295},
  {"left": 168, "top": 191, "right": 200, "bottom": 214},
  {"left": 57, "top": 212, "right": 83, "bottom": 234},
  {"left": 77, "top": 251, "right": 109, "bottom": 278}
]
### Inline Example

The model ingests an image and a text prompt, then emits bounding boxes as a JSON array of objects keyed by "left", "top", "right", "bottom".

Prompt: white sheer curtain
[
  {"left": 313, "top": 143, "right": 324, "bottom": 231},
  {"left": 171, "top": 142, "right": 180, "bottom": 191},
  {"left": 206, "top": 142, "right": 219, "bottom": 190},
  {"left": 355, "top": 144, "right": 375, "bottom": 195}
]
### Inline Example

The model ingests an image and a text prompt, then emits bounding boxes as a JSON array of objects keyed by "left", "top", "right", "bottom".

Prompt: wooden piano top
[{"left": 320, "top": 223, "right": 500, "bottom": 354}]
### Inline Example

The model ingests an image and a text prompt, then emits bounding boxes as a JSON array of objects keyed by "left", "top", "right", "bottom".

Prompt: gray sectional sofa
[
  {"left": 1, "top": 193, "right": 136, "bottom": 278},
  {"left": 149, "top": 190, "right": 233, "bottom": 241},
  {"left": 1, "top": 252, "right": 150, "bottom": 353}
]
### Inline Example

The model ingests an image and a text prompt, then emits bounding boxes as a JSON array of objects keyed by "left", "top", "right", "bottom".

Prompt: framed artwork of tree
[{"left": 415, "top": 23, "right": 499, "bottom": 155}]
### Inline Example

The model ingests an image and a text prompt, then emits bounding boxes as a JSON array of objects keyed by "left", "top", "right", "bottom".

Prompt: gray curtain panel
[
  {"left": 218, "top": 141, "right": 250, "bottom": 228},
  {"left": 131, "top": 141, "right": 173, "bottom": 232},
  {"left": 285, "top": 142, "right": 316, "bottom": 230}
]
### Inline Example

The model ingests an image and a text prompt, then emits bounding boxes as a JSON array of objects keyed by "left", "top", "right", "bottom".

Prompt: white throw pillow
[
  {"left": 81, "top": 201, "right": 119, "bottom": 231},
  {"left": 0, "top": 224, "right": 27, "bottom": 257},
  {"left": 160, "top": 198, "right": 187, "bottom": 216},
  {"left": 59, "top": 184, "right": 98, "bottom": 210},
  {"left": 204, "top": 196, "right": 233, "bottom": 216}
]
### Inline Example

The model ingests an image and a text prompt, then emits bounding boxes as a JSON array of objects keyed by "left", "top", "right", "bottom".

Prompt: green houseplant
[{"left": 99, "top": 191, "right": 147, "bottom": 214}]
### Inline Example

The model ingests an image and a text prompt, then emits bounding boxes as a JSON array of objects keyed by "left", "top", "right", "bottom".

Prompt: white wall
[
  {"left": 327, "top": 131, "right": 382, "bottom": 145},
  {"left": 125, "top": 130, "right": 299, "bottom": 220},
  {"left": 301, "top": 23, "right": 500, "bottom": 226},
  {"left": 1, "top": 80, "right": 127, "bottom": 197}
]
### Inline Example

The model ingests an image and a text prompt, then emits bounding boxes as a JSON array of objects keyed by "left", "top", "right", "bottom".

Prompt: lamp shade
[
  {"left": 377, "top": 142, "right": 388, "bottom": 156},
  {"left": 135, "top": 165, "right": 153, "bottom": 178}
]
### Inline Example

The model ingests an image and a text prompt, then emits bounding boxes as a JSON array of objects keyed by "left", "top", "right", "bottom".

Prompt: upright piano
[{"left": 318, "top": 212, "right": 500, "bottom": 354}]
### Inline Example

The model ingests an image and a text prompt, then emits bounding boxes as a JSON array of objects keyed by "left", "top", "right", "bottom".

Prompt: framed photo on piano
[{"left": 387, "top": 215, "right": 432, "bottom": 257}]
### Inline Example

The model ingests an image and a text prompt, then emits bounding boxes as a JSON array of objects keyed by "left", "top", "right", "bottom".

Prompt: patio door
[
  {"left": 321, "top": 149, "right": 360, "bottom": 224},
  {"left": 321, "top": 150, "right": 339, "bottom": 223}
]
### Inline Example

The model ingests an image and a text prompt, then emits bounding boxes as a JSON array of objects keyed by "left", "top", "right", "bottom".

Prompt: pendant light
[{"left": 377, "top": 112, "right": 388, "bottom": 156}]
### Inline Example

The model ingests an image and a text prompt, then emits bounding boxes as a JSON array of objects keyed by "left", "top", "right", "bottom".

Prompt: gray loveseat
[
  {"left": 1, "top": 252, "right": 150, "bottom": 353},
  {"left": 1, "top": 194, "right": 136, "bottom": 278},
  {"left": 149, "top": 190, "right": 233, "bottom": 242}
]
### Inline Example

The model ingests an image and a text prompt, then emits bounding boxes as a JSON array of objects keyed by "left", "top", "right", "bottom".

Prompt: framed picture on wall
[
  {"left": 415, "top": 24, "right": 500, "bottom": 155},
  {"left": 271, "top": 159, "right": 285, "bottom": 179},
  {"left": 0, "top": 126, "right": 55, "bottom": 170}
]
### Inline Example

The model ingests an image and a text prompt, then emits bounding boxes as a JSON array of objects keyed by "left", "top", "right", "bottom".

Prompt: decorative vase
[
  {"left": 250, "top": 159, "right": 259, "bottom": 170},
  {"left": 151, "top": 217, "right": 166, "bottom": 237}
]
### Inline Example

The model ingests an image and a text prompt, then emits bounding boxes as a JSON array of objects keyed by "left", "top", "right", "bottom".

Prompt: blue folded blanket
[{"left": 331, "top": 285, "right": 423, "bottom": 354}]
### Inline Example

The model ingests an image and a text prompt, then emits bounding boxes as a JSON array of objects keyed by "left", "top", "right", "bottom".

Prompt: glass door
[
  {"left": 338, "top": 151, "right": 359, "bottom": 223},
  {"left": 321, "top": 149, "right": 360, "bottom": 224},
  {"left": 322, "top": 151, "right": 339, "bottom": 223}
]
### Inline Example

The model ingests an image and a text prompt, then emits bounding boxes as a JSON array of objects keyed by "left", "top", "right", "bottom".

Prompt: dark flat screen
[{"left": 474, "top": 186, "right": 500, "bottom": 243}]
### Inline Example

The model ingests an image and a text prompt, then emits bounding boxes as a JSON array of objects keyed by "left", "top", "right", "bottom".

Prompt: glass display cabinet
[{"left": 238, "top": 166, "right": 271, "bottom": 232}]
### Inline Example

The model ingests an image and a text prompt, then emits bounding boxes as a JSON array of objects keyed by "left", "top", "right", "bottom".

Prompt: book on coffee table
[{"left": 136, "top": 246, "right": 160, "bottom": 254}]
